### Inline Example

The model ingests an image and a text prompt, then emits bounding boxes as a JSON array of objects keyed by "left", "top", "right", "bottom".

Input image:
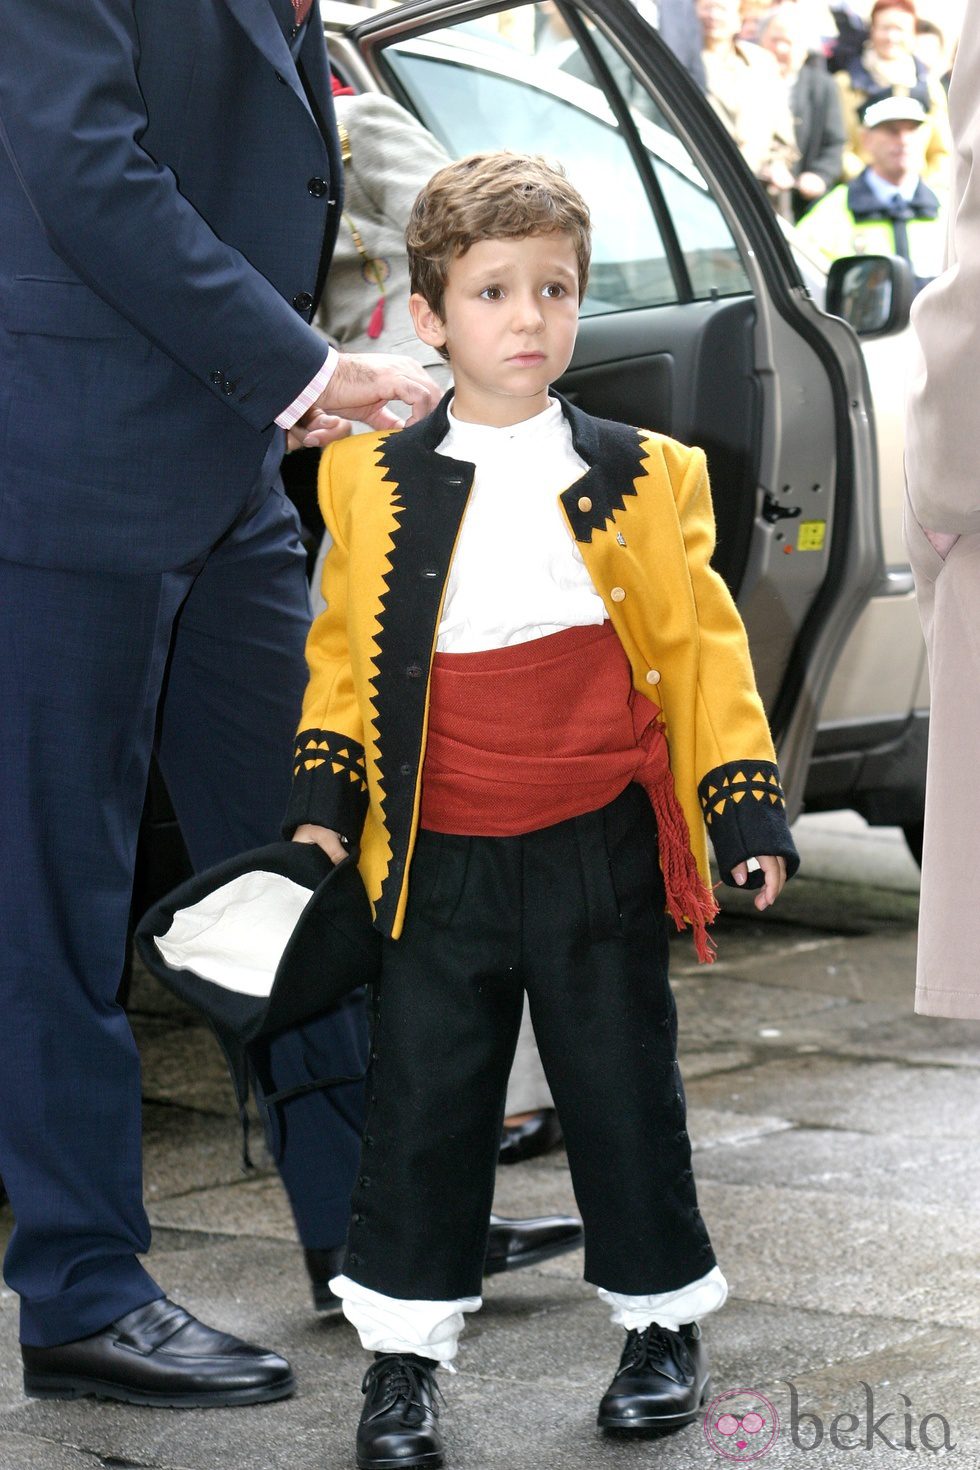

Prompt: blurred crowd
[
  {"left": 345, "top": 0, "right": 961, "bottom": 287},
  {"left": 696, "top": 0, "right": 954, "bottom": 281}
]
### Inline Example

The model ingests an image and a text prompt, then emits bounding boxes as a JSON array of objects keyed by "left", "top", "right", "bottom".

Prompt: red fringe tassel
[{"left": 644, "top": 771, "right": 719, "bottom": 964}]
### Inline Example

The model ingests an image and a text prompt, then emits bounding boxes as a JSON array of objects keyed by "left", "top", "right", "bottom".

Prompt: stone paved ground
[{"left": 2, "top": 815, "right": 978, "bottom": 1469}]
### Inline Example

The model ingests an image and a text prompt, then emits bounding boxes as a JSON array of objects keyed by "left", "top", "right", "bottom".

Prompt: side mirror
[{"left": 825, "top": 254, "right": 916, "bottom": 337}]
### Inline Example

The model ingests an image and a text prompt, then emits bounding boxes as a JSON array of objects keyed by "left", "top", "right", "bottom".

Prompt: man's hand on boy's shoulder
[
  {"left": 731, "top": 854, "right": 787, "bottom": 912},
  {"left": 286, "top": 413, "right": 351, "bottom": 453},
  {"left": 314, "top": 352, "right": 441, "bottom": 433},
  {"left": 292, "top": 823, "right": 349, "bottom": 865}
]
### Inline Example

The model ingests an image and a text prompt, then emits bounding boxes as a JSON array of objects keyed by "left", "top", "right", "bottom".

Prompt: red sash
[{"left": 420, "top": 623, "right": 718, "bottom": 961}]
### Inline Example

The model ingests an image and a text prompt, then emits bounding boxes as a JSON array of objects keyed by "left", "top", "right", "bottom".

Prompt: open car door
[{"left": 337, "top": 0, "right": 883, "bottom": 817}]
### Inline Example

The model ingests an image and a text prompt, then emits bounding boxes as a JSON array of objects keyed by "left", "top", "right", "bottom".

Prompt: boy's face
[{"left": 409, "top": 231, "right": 581, "bottom": 427}]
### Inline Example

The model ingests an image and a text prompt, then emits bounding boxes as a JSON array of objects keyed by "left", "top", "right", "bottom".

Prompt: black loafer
[
  {"left": 21, "top": 1297, "right": 294, "bottom": 1408},
  {"left": 357, "top": 1352, "right": 443, "bottom": 1470},
  {"left": 597, "top": 1321, "right": 710, "bottom": 1434},
  {"left": 498, "top": 1108, "right": 563, "bottom": 1165},
  {"left": 484, "top": 1213, "right": 583, "bottom": 1275}
]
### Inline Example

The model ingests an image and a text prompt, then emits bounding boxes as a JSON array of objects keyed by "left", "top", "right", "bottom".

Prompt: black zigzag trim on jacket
[
  {"left": 698, "top": 760, "right": 800, "bottom": 885},
  {"left": 283, "top": 729, "right": 369, "bottom": 841},
  {"left": 558, "top": 409, "right": 648, "bottom": 544},
  {"left": 368, "top": 429, "right": 473, "bottom": 934}
]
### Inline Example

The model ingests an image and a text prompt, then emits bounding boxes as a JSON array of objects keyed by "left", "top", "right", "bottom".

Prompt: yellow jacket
[{"left": 284, "top": 394, "right": 798, "bottom": 939}]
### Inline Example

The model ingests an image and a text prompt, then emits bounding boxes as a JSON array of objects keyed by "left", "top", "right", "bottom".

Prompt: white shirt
[
  {"left": 435, "top": 398, "right": 608, "bottom": 653},
  {"left": 864, "top": 168, "right": 923, "bottom": 206}
]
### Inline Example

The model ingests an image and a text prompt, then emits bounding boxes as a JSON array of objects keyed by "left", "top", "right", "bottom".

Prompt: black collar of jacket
[
  {"left": 381, "top": 388, "right": 648, "bottom": 544},
  {"left": 847, "top": 168, "right": 940, "bottom": 221}
]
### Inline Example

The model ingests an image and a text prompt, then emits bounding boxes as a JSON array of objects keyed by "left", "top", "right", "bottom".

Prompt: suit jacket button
[
  {"left": 646, "top": 669, "right": 661, "bottom": 685},
  {"left": 406, "top": 663, "right": 423, "bottom": 679},
  {"left": 400, "top": 762, "right": 413, "bottom": 776},
  {"left": 420, "top": 566, "right": 439, "bottom": 579},
  {"left": 222, "top": 380, "right": 237, "bottom": 396},
  {"left": 577, "top": 495, "right": 592, "bottom": 512},
  {"left": 210, "top": 370, "right": 225, "bottom": 386},
  {"left": 308, "top": 177, "right": 327, "bottom": 197},
  {"left": 610, "top": 586, "right": 626, "bottom": 603},
  {"left": 292, "top": 291, "right": 314, "bottom": 312}
]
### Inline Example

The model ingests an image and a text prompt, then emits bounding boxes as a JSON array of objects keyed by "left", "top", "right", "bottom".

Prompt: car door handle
[{"left": 761, "top": 491, "right": 802, "bottom": 525}]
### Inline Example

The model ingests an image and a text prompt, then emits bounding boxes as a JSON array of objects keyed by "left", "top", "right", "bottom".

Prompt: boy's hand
[
  {"left": 292, "top": 823, "right": 348, "bottom": 865},
  {"left": 731, "top": 854, "right": 787, "bottom": 911}
]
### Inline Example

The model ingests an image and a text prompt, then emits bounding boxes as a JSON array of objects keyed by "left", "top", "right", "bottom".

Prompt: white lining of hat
[{"left": 155, "top": 871, "right": 311, "bottom": 997}]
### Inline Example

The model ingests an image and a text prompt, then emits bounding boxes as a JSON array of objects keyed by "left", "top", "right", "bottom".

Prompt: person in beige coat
[
  {"left": 696, "top": 0, "right": 799, "bottom": 200},
  {"left": 904, "top": 0, "right": 980, "bottom": 1021}
]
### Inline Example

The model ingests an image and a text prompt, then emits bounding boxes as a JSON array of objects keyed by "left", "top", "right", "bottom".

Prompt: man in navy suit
[
  {"left": 0, "top": 0, "right": 582, "bottom": 1409},
  {"left": 0, "top": 0, "right": 445, "bottom": 1408}
]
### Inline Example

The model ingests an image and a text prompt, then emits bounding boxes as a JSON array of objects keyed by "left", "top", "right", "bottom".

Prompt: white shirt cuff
[
  {"left": 275, "top": 349, "right": 339, "bottom": 430},
  {"left": 329, "top": 1274, "right": 481, "bottom": 1366},
  {"left": 598, "top": 1266, "right": 729, "bottom": 1333}
]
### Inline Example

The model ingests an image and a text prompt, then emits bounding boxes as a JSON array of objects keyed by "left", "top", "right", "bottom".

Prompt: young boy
[{"left": 286, "top": 152, "right": 798, "bottom": 1469}]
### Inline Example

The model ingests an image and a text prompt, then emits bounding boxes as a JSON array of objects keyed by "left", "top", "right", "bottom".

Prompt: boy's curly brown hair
[{"left": 406, "top": 152, "right": 592, "bottom": 325}]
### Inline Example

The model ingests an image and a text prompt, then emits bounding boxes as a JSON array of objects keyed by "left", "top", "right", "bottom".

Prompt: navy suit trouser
[{"left": 0, "top": 485, "right": 367, "bottom": 1347}]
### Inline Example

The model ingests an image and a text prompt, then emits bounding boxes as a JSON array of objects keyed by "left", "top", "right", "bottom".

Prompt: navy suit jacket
[{"left": 0, "top": 0, "right": 342, "bottom": 571}]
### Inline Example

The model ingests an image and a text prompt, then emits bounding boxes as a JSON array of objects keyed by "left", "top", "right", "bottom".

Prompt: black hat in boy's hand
[{"left": 135, "top": 841, "right": 379, "bottom": 1156}]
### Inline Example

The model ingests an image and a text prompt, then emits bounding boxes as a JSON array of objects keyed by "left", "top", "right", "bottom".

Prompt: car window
[{"left": 381, "top": 3, "right": 750, "bottom": 311}]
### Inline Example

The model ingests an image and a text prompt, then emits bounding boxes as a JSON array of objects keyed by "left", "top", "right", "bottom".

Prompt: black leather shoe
[
  {"left": 484, "top": 1212, "right": 583, "bottom": 1275},
  {"left": 304, "top": 1245, "right": 346, "bottom": 1315},
  {"left": 21, "top": 1297, "right": 294, "bottom": 1408},
  {"left": 498, "top": 1108, "right": 563, "bottom": 1165},
  {"left": 357, "top": 1352, "right": 443, "bottom": 1470},
  {"left": 597, "top": 1321, "right": 710, "bottom": 1434}
]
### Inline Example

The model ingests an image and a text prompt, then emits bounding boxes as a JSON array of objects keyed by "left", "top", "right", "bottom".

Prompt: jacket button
[
  {"left": 420, "top": 566, "right": 439, "bottom": 579},
  {"left": 210, "top": 370, "right": 225, "bottom": 386},
  {"left": 292, "top": 291, "right": 314, "bottom": 312},
  {"left": 222, "top": 380, "right": 237, "bottom": 396},
  {"left": 400, "top": 762, "right": 413, "bottom": 777},
  {"left": 577, "top": 495, "right": 592, "bottom": 512},
  {"left": 610, "top": 586, "right": 626, "bottom": 603},
  {"left": 646, "top": 669, "right": 661, "bottom": 685},
  {"left": 308, "top": 177, "right": 327, "bottom": 197},
  {"left": 405, "top": 663, "right": 423, "bottom": 679}
]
